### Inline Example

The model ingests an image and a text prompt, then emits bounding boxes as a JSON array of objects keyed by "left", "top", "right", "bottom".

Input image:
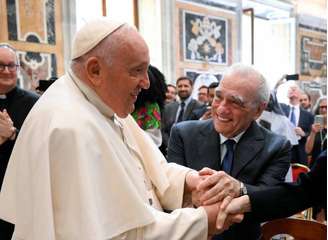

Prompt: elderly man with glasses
[{"left": 0, "top": 43, "right": 39, "bottom": 239}]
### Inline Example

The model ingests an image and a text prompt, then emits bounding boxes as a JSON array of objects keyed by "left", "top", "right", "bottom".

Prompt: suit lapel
[
  {"left": 231, "top": 122, "right": 264, "bottom": 177},
  {"left": 184, "top": 99, "right": 196, "bottom": 120},
  {"left": 198, "top": 120, "right": 221, "bottom": 170}
]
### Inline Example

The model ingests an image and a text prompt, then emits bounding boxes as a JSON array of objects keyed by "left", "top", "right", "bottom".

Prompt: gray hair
[
  {"left": 223, "top": 63, "right": 270, "bottom": 106},
  {"left": 313, "top": 96, "right": 327, "bottom": 115},
  {"left": 0, "top": 43, "right": 19, "bottom": 65}
]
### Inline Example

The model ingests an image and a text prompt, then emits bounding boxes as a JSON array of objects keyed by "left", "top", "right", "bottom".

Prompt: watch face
[{"left": 242, "top": 186, "right": 247, "bottom": 195}]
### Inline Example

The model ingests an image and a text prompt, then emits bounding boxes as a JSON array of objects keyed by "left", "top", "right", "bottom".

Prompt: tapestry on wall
[
  {"left": 183, "top": 10, "right": 228, "bottom": 65},
  {"left": 299, "top": 29, "right": 327, "bottom": 80}
]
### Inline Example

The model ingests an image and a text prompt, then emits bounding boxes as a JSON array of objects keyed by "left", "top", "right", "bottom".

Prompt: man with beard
[{"left": 162, "top": 76, "right": 204, "bottom": 154}]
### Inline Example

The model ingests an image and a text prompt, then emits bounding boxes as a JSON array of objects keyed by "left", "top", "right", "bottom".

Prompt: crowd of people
[{"left": 0, "top": 17, "right": 326, "bottom": 240}]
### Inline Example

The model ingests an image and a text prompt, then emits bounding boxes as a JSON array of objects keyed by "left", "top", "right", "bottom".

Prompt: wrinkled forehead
[{"left": 218, "top": 74, "right": 256, "bottom": 101}]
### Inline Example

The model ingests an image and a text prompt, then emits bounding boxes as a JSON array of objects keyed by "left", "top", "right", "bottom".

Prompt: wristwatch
[{"left": 240, "top": 182, "right": 247, "bottom": 196}]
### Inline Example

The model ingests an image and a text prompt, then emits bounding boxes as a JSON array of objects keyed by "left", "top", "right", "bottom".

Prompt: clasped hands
[
  {"left": 186, "top": 168, "right": 244, "bottom": 237},
  {"left": 0, "top": 109, "right": 16, "bottom": 144}
]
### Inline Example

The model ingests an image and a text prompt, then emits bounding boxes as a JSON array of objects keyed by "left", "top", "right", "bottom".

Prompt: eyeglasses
[
  {"left": 320, "top": 106, "right": 327, "bottom": 109},
  {"left": 0, "top": 64, "right": 19, "bottom": 72}
]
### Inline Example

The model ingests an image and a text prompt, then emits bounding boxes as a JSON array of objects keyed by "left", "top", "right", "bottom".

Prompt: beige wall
[{"left": 295, "top": 0, "right": 327, "bottom": 19}]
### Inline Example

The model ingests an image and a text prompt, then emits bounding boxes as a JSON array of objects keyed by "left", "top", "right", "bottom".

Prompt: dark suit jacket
[
  {"left": 161, "top": 99, "right": 204, "bottom": 153},
  {"left": 250, "top": 150, "right": 326, "bottom": 222},
  {"left": 167, "top": 119, "right": 291, "bottom": 240},
  {"left": 0, "top": 87, "right": 39, "bottom": 239},
  {"left": 280, "top": 103, "right": 314, "bottom": 165}
]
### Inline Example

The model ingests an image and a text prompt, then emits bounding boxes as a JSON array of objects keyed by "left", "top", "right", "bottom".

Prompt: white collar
[
  {"left": 220, "top": 130, "right": 245, "bottom": 145},
  {"left": 68, "top": 69, "right": 116, "bottom": 120}
]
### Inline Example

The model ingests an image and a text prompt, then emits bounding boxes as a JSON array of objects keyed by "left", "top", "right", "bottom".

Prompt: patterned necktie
[
  {"left": 177, "top": 101, "right": 185, "bottom": 123},
  {"left": 221, "top": 139, "right": 235, "bottom": 174},
  {"left": 290, "top": 107, "right": 296, "bottom": 126}
]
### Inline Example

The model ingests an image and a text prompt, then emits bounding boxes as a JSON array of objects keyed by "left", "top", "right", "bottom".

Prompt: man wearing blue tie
[
  {"left": 167, "top": 63, "right": 291, "bottom": 240},
  {"left": 280, "top": 84, "right": 314, "bottom": 165}
]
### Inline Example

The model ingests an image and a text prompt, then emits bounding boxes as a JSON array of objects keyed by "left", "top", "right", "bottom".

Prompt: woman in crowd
[
  {"left": 131, "top": 65, "right": 167, "bottom": 147},
  {"left": 305, "top": 96, "right": 327, "bottom": 167}
]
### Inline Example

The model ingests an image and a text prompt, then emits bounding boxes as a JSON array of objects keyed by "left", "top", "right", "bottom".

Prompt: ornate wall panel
[
  {"left": 0, "top": 0, "right": 63, "bottom": 90},
  {"left": 175, "top": 1, "right": 238, "bottom": 83},
  {"left": 297, "top": 27, "right": 327, "bottom": 81}
]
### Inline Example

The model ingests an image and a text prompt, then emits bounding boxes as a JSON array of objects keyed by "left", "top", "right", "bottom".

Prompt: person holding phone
[
  {"left": 305, "top": 96, "right": 326, "bottom": 221},
  {"left": 280, "top": 84, "right": 314, "bottom": 166},
  {"left": 305, "top": 96, "right": 327, "bottom": 167}
]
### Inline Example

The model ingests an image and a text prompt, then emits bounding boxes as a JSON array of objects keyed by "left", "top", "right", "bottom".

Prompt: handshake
[{"left": 185, "top": 168, "right": 250, "bottom": 238}]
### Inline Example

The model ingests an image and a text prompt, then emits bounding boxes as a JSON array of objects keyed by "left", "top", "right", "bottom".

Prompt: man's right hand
[
  {"left": 0, "top": 109, "right": 15, "bottom": 139},
  {"left": 311, "top": 123, "right": 322, "bottom": 134},
  {"left": 203, "top": 203, "right": 220, "bottom": 237}
]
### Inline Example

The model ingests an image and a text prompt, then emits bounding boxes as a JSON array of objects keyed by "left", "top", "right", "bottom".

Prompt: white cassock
[{"left": 0, "top": 70, "right": 208, "bottom": 240}]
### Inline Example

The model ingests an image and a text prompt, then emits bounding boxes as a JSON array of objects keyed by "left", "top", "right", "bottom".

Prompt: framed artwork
[
  {"left": 184, "top": 68, "right": 222, "bottom": 99},
  {"left": 175, "top": 1, "right": 238, "bottom": 81},
  {"left": 297, "top": 28, "right": 327, "bottom": 81},
  {"left": 183, "top": 10, "right": 228, "bottom": 65}
]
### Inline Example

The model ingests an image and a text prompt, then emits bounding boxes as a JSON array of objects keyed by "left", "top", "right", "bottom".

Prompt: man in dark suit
[
  {"left": 168, "top": 63, "right": 291, "bottom": 240},
  {"left": 216, "top": 150, "right": 326, "bottom": 228},
  {"left": 161, "top": 76, "right": 204, "bottom": 153},
  {"left": 280, "top": 85, "right": 314, "bottom": 165},
  {"left": 0, "top": 43, "right": 39, "bottom": 240}
]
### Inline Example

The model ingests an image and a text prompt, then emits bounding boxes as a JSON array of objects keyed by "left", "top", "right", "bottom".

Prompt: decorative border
[{"left": 297, "top": 28, "right": 327, "bottom": 80}]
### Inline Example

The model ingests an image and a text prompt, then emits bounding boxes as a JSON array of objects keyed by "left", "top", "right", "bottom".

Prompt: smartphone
[
  {"left": 286, "top": 74, "right": 299, "bottom": 81},
  {"left": 314, "top": 115, "right": 324, "bottom": 126}
]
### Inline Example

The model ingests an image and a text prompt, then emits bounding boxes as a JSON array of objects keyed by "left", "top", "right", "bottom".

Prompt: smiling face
[
  {"left": 211, "top": 73, "right": 264, "bottom": 138},
  {"left": 198, "top": 87, "right": 208, "bottom": 104},
  {"left": 166, "top": 85, "right": 177, "bottom": 103},
  {"left": 177, "top": 78, "right": 193, "bottom": 100},
  {"left": 300, "top": 93, "right": 310, "bottom": 109},
  {"left": 93, "top": 27, "right": 150, "bottom": 118},
  {"left": 0, "top": 47, "right": 18, "bottom": 94}
]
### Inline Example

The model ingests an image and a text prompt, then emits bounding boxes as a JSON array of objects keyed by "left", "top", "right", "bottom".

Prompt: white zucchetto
[{"left": 71, "top": 17, "right": 125, "bottom": 60}]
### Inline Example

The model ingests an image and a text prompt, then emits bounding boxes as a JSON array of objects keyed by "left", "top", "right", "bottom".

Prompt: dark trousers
[{"left": 0, "top": 219, "right": 14, "bottom": 240}]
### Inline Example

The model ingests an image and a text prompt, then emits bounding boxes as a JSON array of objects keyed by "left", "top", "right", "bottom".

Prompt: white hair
[
  {"left": 0, "top": 43, "right": 19, "bottom": 65},
  {"left": 223, "top": 63, "right": 270, "bottom": 106}
]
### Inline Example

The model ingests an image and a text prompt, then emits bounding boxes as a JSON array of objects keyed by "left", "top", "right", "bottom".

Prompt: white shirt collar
[{"left": 220, "top": 131, "right": 245, "bottom": 145}]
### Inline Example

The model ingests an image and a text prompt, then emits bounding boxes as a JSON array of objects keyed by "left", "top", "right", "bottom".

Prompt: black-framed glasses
[{"left": 0, "top": 64, "right": 19, "bottom": 72}]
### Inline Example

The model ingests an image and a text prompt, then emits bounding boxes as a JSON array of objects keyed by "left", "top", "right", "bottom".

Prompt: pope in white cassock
[{"left": 0, "top": 18, "right": 242, "bottom": 240}]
